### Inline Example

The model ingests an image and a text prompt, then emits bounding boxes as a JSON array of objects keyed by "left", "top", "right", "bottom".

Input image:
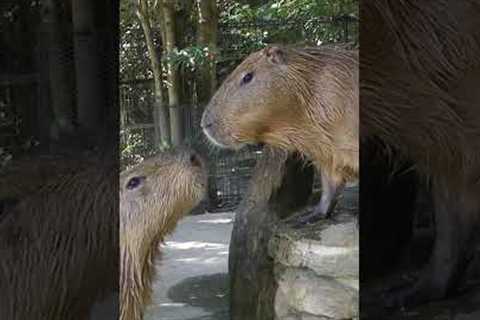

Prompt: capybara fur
[
  {"left": 0, "top": 155, "right": 118, "bottom": 320},
  {"left": 120, "top": 148, "right": 207, "bottom": 320},
  {"left": 361, "top": 0, "right": 480, "bottom": 307},
  {"left": 201, "top": 45, "right": 358, "bottom": 220}
]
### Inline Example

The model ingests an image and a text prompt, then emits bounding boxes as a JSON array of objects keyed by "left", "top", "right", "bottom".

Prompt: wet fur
[{"left": 119, "top": 150, "right": 206, "bottom": 320}]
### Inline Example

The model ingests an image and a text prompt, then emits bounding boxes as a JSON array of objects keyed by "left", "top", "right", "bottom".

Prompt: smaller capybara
[
  {"left": 201, "top": 45, "right": 358, "bottom": 223},
  {"left": 120, "top": 148, "right": 207, "bottom": 320}
]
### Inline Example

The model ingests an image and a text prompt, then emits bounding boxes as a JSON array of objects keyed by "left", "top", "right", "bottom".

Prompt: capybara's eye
[
  {"left": 126, "top": 176, "right": 145, "bottom": 190},
  {"left": 241, "top": 72, "right": 254, "bottom": 85}
]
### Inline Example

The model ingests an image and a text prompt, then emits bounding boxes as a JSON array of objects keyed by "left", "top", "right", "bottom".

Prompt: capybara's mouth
[{"left": 202, "top": 126, "right": 230, "bottom": 148}]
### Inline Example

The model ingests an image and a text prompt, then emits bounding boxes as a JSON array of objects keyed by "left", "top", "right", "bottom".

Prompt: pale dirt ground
[{"left": 144, "top": 212, "right": 233, "bottom": 320}]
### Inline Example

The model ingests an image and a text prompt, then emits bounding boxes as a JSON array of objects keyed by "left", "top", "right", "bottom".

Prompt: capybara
[
  {"left": 120, "top": 148, "right": 207, "bottom": 320},
  {"left": 0, "top": 155, "right": 118, "bottom": 320},
  {"left": 361, "top": 0, "right": 480, "bottom": 307},
  {"left": 201, "top": 45, "right": 358, "bottom": 223}
]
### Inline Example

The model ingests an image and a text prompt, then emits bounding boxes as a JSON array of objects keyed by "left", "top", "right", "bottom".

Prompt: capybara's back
[{"left": 120, "top": 148, "right": 207, "bottom": 320}]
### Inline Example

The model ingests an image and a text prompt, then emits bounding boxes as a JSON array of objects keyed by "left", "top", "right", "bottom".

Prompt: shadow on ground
[{"left": 166, "top": 273, "right": 230, "bottom": 320}]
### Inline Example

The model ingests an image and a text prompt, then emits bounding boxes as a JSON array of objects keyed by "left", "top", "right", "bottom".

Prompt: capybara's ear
[{"left": 264, "top": 46, "right": 286, "bottom": 64}]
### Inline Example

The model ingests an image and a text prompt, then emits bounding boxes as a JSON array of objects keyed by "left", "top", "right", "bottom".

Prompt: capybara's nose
[{"left": 189, "top": 152, "right": 202, "bottom": 168}]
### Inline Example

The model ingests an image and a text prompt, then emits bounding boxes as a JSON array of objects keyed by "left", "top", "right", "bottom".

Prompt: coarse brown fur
[
  {"left": 361, "top": 0, "right": 480, "bottom": 306},
  {"left": 0, "top": 155, "right": 118, "bottom": 320},
  {"left": 202, "top": 45, "right": 358, "bottom": 217},
  {"left": 203, "top": 46, "right": 358, "bottom": 181},
  {"left": 120, "top": 149, "right": 207, "bottom": 320},
  {"left": 361, "top": 0, "right": 480, "bottom": 178}
]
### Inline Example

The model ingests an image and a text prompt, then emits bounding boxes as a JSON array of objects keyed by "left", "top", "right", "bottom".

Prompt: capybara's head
[
  {"left": 120, "top": 148, "right": 207, "bottom": 320},
  {"left": 120, "top": 148, "right": 207, "bottom": 248},
  {"left": 201, "top": 45, "right": 310, "bottom": 150}
]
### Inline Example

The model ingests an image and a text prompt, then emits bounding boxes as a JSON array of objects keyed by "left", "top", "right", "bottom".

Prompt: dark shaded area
[
  {"left": 0, "top": 0, "right": 119, "bottom": 318},
  {"left": 360, "top": 142, "right": 421, "bottom": 278},
  {"left": 167, "top": 273, "right": 230, "bottom": 319},
  {"left": 360, "top": 1, "right": 480, "bottom": 317}
]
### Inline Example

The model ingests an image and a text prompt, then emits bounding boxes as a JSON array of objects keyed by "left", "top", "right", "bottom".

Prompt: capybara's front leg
[
  {"left": 384, "top": 179, "right": 480, "bottom": 308},
  {"left": 315, "top": 170, "right": 346, "bottom": 218},
  {"left": 295, "top": 170, "right": 345, "bottom": 225}
]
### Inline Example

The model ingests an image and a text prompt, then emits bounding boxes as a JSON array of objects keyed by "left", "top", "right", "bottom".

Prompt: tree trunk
[
  {"left": 35, "top": 23, "right": 54, "bottom": 147},
  {"left": 195, "top": 0, "right": 218, "bottom": 210},
  {"left": 229, "top": 148, "right": 314, "bottom": 320},
  {"left": 71, "top": 0, "right": 103, "bottom": 134},
  {"left": 161, "top": 0, "right": 184, "bottom": 146},
  {"left": 196, "top": 0, "right": 218, "bottom": 102},
  {"left": 40, "top": 0, "right": 76, "bottom": 140},
  {"left": 134, "top": 0, "right": 171, "bottom": 148}
]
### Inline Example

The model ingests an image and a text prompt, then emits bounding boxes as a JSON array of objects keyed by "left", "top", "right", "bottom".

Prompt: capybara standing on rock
[
  {"left": 120, "top": 148, "right": 207, "bottom": 320},
  {"left": 201, "top": 45, "right": 358, "bottom": 223},
  {"left": 361, "top": 0, "right": 480, "bottom": 308}
]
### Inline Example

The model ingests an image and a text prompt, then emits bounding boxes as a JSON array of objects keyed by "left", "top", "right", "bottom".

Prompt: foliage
[
  {"left": 120, "top": 129, "right": 158, "bottom": 170},
  {"left": 119, "top": 0, "right": 358, "bottom": 80},
  {"left": 219, "top": 0, "right": 357, "bottom": 22},
  {"left": 119, "top": 0, "right": 359, "bottom": 165},
  {"left": 164, "top": 46, "right": 217, "bottom": 72},
  {"left": 217, "top": 0, "right": 358, "bottom": 60},
  {"left": 120, "top": 0, "right": 154, "bottom": 80}
]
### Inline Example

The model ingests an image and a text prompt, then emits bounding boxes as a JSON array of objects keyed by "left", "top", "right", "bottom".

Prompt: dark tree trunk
[
  {"left": 35, "top": 27, "right": 54, "bottom": 147},
  {"left": 71, "top": 0, "right": 104, "bottom": 134},
  {"left": 134, "top": 0, "right": 171, "bottom": 148},
  {"left": 40, "top": 0, "right": 76, "bottom": 139},
  {"left": 229, "top": 148, "right": 314, "bottom": 320},
  {"left": 196, "top": 0, "right": 218, "bottom": 103},
  {"left": 195, "top": 0, "right": 219, "bottom": 210},
  {"left": 161, "top": 0, "right": 183, "bottom": 146}
]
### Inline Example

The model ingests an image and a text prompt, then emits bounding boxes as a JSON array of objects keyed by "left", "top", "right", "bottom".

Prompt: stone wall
[
  {"left": 229, "top": 147, "right": 358, "bottom": 320},
  {"left": 271, "top": 210, "right": 358, "bottom": 320}
]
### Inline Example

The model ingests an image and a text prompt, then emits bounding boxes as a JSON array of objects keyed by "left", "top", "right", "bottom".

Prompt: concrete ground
[{"left": 144, "top": 212, "right": 234, "bottom": 320}]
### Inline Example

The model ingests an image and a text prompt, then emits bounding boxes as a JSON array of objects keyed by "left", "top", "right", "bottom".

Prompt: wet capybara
[
  {"left": 361, "top": 0, "right": 480, "bottom": 307},
  {"left": 120, "top": 148, "right": 207, "bottom": 320},
  {"left": 201, "top": 45, "right": 358, "bottom": 223},
  {"left": 0, "top": 155, "right": 118, "bottom": 320}
]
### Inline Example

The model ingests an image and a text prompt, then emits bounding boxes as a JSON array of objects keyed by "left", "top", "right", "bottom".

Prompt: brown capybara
[
  {"left": 361, "top": 0, "right": 480, "bottom": 307},
  {"left": 201, "top": 45, "right": 358, "bottom": 223},
  {"left": 120, "top": 148, "right": 207, "bottom": 320},
  {"left": 0, "top": 155, "right": 118, "bottom": 320}
]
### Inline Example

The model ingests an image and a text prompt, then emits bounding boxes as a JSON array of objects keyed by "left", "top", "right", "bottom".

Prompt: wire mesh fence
[{"left": 120, "top": 16, "right": 357, "bottom": 213}]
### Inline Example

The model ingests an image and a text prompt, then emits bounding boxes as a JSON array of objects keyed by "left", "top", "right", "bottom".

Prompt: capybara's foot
[
  {"left": 287, "top": 207, "right": 330, "bottom": 228},
  {"left": 296, "top": 210, "right": 326, "bottom": 225}
]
